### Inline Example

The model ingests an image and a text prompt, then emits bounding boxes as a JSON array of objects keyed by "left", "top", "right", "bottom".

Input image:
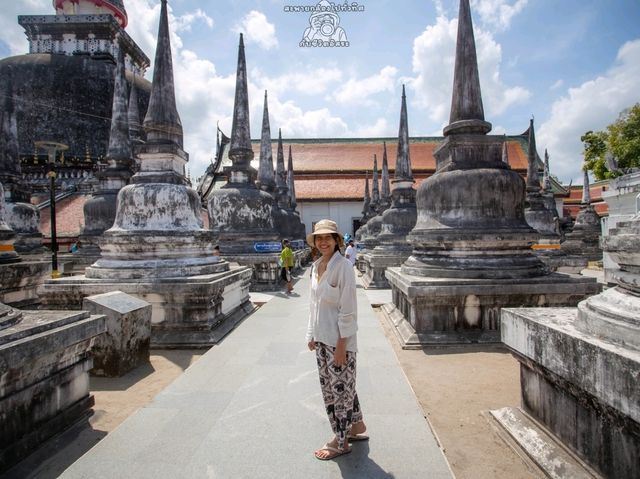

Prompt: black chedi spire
[
  {"left": 395, "top": 85, "right": 414, "bottom": 182},
  {"left": 445, "top": 0, "right": 491, "bottom": 136},
  {"left": 107, "top": 41, "right": 132, "bottom": 166},
  {"left": 229, "top": 33, "right": 253, "bottom": 168},
  {"left": 143, "top": 0, "right": 183, "bottom": 147},
  {"left": 258, "top": 90, "right": 275, "bottom": 191}
]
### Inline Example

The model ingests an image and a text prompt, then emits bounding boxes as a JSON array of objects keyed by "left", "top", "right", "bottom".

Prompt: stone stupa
[
  {"left": 560, "top": 166, "right": 603, "bottom": 266},
  {"left": 208, "top": 36, "right": 286, "bottom": 290},
  {"left": 362, "top": 86, "right": 417, "bottom": 289},
  {"left": 40, "top": 0, "right": 253, "bottom": 347},
  {"left": 383, "top": 0, "right": 599, "bottom": 346}
]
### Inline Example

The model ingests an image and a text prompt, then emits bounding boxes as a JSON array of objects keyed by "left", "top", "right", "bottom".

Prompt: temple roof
[
  {"left": 240, "top": 135, "right": 532, "bottom": 202},
  {"left": 247, "top": 136, "right": 530, "bottom": 175}
]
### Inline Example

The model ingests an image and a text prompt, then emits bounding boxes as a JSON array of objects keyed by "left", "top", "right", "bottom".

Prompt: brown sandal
[{"left": 314, "top": 444, "right": 352, "bottom": 461}]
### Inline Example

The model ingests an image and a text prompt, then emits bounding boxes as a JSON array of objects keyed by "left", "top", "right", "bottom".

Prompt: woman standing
[{"left": 306, "top": 219, "right": 368, "bottom": 461}]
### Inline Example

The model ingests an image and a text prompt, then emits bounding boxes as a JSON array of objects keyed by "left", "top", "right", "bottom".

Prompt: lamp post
[{"left": 34, "top": 141, "right": 68, "bottom": 279}]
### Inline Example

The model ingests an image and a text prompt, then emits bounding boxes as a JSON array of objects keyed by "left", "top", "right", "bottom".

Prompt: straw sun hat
[{"left": 306, "top": 219, "right": 345, "bottom": 249}]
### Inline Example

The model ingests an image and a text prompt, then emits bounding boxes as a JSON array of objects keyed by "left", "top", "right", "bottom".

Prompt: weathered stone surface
[
  {"left": 0, "top": 183, "right": 19, "bottom": 265},
  {"left": 0, "top": 308, "right": 106, "bottom": 472},
  {"left": 0, "top": 53, "right": 150, "bottom": 174},
  {"left": 82, "top": 291, "right": 151, "bottom": 377},
  {"left": 385, "top": 269, "right": 600, "bottom": 347},
  {"left": 561, "top": 168, "right": 602, "bottom": 263},
  {"left": 490, "top": 407, "right": 601, "bottom": 478},
  {"left": 41, "top": 2, "right": 255, "bottom": 347},
  {"left": 222, "top": 249, "right": 308, "bottom": 291},
  {"left": 0, "top": 259, "right": 50, "bottom": 308},
  {"left": 209, "top": 186, "right": 280, "bottom": 254},
  {"left": 501, "top": 307, "right": 639, "bottom": 479},
  {"left": 383, "top": 0, "right": 601, "bottom": 347},
  {"left": 80, "top": 41, "right": 134, "bottom": 254},
  {"left": 4, "top": 202, "right": 44, "bottom": 254},
  {"left": 0, "top": 303, "right": 22, "bottom": 331},
  {"left": 601, "top": 170, "right": 640, "bottom": 282},
  {"left": 40, "top": 264, "right": 253, "bottom": 348}
]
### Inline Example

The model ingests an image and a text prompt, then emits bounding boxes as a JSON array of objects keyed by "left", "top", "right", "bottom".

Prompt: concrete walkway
[{"left": 59, "top": 271, "right": 453, "bottom": 479}]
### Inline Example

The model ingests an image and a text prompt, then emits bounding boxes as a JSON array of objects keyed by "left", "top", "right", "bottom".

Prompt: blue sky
[{"left": 1, "top": 0, "right": 639, "bottom": 183}]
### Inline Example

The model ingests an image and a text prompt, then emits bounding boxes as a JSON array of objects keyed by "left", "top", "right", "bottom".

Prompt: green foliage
[{"left": 582, "top": 103, "right": 640, "bottom": 180}]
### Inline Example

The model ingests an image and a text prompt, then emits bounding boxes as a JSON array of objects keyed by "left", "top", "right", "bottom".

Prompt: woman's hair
[{"left": 332, "top": 234, "right": 341, "bottom": 252}]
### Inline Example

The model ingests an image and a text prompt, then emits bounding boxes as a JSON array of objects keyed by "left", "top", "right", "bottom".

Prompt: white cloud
[
  {"left": 352, "top": 118, "right": 392, "bottom": 137},
  {"left": 550, "top": 79, "right": 564, "bottom": 91},
  {"left": 0, "top": 0, "right": 49, "bottom": 55},
  {"left": 173, "top": 9, "right": 214, "bottom": 32},
  {"left": 409, "top": 14, "right": 530, "bottom": 132},
  {"left": 471, "top": 0, "right": 529, "bottom": 31},
  {"left": 330, "top": 66, "right": 398, "bottom": 106},
  {"left": 251, "top": 67, "right": 343, "bottom": 97},
  {"left": 235, "top": 10, "right": 278, "bottom": 50},
  {"left": 538, "top": 39, "right": 640, "bottom": 183}
]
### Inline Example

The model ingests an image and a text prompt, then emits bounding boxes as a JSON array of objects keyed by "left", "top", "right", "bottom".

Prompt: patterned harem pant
[{"left": 315, "top": 342, "right": 363, "bottom": 450}]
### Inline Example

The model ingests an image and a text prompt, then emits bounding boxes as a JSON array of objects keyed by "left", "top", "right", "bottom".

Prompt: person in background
[
  {"left": 213, "top": 245, "right": 221, "bottom": 256},
  {"left": 344, "top": 239, "right": 357, "bottom": 267},
  {"left": 280, "top": 239, "right": 294, "bottom": 294},
  {"left": 306, "top": 219, "right": 368, "bottom": 461}
]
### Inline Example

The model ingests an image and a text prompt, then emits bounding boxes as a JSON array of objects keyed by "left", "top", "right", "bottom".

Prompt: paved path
[{"left": 60, "top": 271, "right": 452, "bottom": 479}]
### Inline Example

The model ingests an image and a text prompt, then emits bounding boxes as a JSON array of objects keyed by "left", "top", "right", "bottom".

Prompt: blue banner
[
  {"left": 254, "top": 241, "right": 282, "bottom": 253},
  {"left": 290, "top": 239, "right": 306, "bottom": 250}
]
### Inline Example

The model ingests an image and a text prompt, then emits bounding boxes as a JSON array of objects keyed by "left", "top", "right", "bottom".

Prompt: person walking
[
  {"left": 306, "top": 219, "right": 368, "bottom": 461},
  {"left": 344, "top": 239, "right": 357, "bottom": 267},
  {"left": 280, "top": 239, "right": 295, "bottom": 294}
]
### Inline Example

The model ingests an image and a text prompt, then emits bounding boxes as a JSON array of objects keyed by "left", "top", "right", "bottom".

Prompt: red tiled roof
[
  {"left": 251, "top": 138, "right": 530, "bottom": 174},
  {"left": 563, "top": 181, "right": 610, "bottom": 219}
]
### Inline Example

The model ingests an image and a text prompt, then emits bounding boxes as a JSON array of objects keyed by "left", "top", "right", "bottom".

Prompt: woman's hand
[
  {"left": 308, "top": 340, "right": 316, "bottom": 351},
  {"left": 334, "top": 341, "right": 347, "bottom": 367}
]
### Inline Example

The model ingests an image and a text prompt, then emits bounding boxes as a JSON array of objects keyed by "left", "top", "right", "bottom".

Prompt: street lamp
[{"left": 34, "top": 141, "right": 68, "bottom": 279}]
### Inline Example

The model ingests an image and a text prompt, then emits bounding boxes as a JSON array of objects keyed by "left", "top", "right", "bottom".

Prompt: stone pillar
[{"left": 83, "top": 291, "right": 151, "bottom": 377}]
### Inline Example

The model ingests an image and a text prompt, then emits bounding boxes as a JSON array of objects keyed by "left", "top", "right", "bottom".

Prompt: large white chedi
[{"left": 41, "top": 0, "right": 252, "bottom": 347}]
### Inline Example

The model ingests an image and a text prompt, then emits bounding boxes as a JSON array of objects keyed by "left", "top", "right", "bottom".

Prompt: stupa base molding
[
  {"left": 489, "top": 407, "right": 600, "bottom": 479},
  {"left": 501, "top": 307, "right": 640, "bottom": 479},
  {"left": 361, "top": 250, "right": 410, "bottom": 289},
  {"left": 0, "top": 309, "right": 106, "bottom": 472},
  {"left": 39, "top": 265, "right": 254, "bottom": 348},
  {"left": 0, "top": 259, "right": 50, "bottom": 307},
  {"left": 383, "top": 267, "right": 600, "bottom": 347},
  {"left": 223, "top": 249, "right": 309, "bottom": 291}
]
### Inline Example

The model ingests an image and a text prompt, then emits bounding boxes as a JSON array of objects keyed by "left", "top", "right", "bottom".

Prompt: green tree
[{"left": 582, "top": 103, "right": 640, "bottom": 180}]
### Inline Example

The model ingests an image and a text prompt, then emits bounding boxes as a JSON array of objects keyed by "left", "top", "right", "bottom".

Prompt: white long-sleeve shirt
[{"left": 306, "top": 252, "right": 358, "bottom": 352}]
